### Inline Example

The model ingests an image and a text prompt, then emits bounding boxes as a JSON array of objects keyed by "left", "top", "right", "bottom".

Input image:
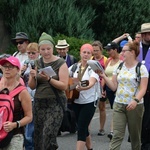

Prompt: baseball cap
[
  {"left": 104, "top": 42, "right": 119, "bottom": 50},
  {"left": 0, "top": 56, "right": 21, "bottom": 69},
  {"left": 120, "top": 40, "right": 128, "bottom": 48}
]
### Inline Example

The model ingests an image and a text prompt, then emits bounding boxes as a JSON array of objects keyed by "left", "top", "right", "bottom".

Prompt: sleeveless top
[
  {"left": 34, "top": 57, "right": 66, "bottom": 99},
  {"left": 105, "top": 60, "right": 122, "bottom": 80},
  {"left": 13, "top": 84, "right": 24, "bottom": 135}
]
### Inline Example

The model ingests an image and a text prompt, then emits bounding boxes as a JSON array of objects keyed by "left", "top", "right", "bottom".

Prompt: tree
[
  {"left": 91, "top": 0, "right": 150, "bottom": 45},
  {"left": 9, "top": 0, "right": 96, "bottom": 42}
]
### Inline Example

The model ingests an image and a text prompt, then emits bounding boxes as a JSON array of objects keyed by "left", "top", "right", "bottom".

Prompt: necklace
[{"left": 0, "top": 81, "right": 19, "bottom": 92}]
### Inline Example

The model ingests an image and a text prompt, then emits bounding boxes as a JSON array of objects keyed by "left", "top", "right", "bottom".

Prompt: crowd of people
[{"left": 0, "top": 22, "right": 150, "bottom": 150}]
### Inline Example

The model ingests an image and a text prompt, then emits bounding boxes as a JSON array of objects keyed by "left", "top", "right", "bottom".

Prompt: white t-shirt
[
  {"left": 69, "top": 63, "right": 100, "bottom": 104},
  {"left": 13, "top": 51, "right": 28, "bottom": 66},
  {"left": 113, "top": 63, "right": 149, "bottom": 104}
]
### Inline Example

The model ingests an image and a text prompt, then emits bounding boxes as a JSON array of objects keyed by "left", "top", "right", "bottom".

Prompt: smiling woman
[{"left": 97, "top": 41, "right": 149, "bottom": 150}]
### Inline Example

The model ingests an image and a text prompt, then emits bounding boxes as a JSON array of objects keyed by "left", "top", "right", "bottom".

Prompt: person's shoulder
[
  {"left": 13, "top": 51, "right": 19, "bottom": 56},
  {"left": 105, "top": 57, "right": 112, "bottom": 66}
]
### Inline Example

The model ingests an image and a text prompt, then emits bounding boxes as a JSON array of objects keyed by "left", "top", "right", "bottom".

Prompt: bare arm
[
  {"left": 28, "top": 69, "right": 37, "bottom": 89},
  {"left": 126, "top": 77, "right": 148, "bottom": 111},
  {"left": 112, "top": 33, "right": 131, "bottom": 43},
  {"left": 3, "top": 89, "right": 33, "bottom": 131},
  {"left": 95, "top": 70, "right": 118, "bottom": 91},
  {"left": 134, "top": 77, "right": 148, "bottom": 101},
  {"left": 50, "top": 63, "right": 69, "bottom": 90},
  {"left": 18, "top": 89, "right": 33, "bottom": 126}
]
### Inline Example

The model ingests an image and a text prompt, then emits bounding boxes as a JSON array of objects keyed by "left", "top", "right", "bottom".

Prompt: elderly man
[
  {"left": 55, "top": 39, "right": 77, "bottom": 67},
  {"left": 138, "top": 23, "right": 150, "bottom": 150},
  {"left": 12, "top": 32, "right": 30, "bottom": 65}
]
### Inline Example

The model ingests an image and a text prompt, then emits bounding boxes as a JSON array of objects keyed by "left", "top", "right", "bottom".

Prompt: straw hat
[
  {"left": 55, "top": 40, "right": 69, "bottom": 49},
  {"left": 138, "top": 23, "right": 150, "bottom": 34}
]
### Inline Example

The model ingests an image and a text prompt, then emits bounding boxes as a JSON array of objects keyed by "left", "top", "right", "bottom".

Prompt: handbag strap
[{"left": 40, "top": 57, "right": 65, "bottom": 113}]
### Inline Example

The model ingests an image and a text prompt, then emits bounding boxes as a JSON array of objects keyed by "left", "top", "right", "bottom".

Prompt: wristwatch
[{"left": 134, "top": 98, "right": 140, "bottom": 103}]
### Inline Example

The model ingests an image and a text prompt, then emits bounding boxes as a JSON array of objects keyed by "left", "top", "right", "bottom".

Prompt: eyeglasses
[
  {"left": 93, "top": 50, "right": 100, "bottom": 52},
  {"left": 27, "top": 52, "right": 36, "bottom": 55},
  {"left": 2, "top": 65, "right": 15, "bottom": 70},
  {"left": 135, "top": 37, "right": 141, "bottom": 38},
  {"left": 122, "top": 50, "right": 131, "bottom": 53},
  {"left": 15, "top": 41, "right": 25, "bottom": 45}
]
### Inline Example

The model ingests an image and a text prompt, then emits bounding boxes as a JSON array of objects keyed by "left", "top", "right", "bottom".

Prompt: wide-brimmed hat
[
  {"left": 104, "top": 42, "right": 119, "bottom": 50},
  {"left": 11, "top": 32, "right": 30, "bottom": 43},
  {"left": 138, "top": 23, "right": 150, "bottom": 34},
  {"left": 55, "top": 40, "right": 69, "bottom": 49},
  {"left": 0, "top": 56, "right": 20, "bottom": 69}
]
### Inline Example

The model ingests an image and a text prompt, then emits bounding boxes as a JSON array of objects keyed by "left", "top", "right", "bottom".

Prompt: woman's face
[
  {"left": 121, "top": 45, "right": 132, "bottom": 61},
  {"left": 40, "top": 44, "right": 53, "bottom": 59},
  {"left": 107, "top": 49, "right": 116, "bottom": 57},
  {"left": 2, "top": 62, "right": 18, "bottom": 78},
  {"left": 27, "top": 49, "right": 39, "bottom": 60},
  {"left": 80, "top": 48, "right": 92, "bottom": 61}
]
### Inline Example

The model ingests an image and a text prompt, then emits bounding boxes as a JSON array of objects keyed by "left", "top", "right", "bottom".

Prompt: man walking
[{"left": 138, "top": 23, "right": 150, "bottom": 150}]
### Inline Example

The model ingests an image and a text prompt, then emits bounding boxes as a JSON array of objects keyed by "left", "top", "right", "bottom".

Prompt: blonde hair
[{"left": 26, "top": 42, "right": 39, "bottom": 52}]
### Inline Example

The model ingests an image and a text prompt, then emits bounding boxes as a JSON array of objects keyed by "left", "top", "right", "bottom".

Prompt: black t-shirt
[{"left": 142, "top": 43, "right": 150, "bottom": 60}]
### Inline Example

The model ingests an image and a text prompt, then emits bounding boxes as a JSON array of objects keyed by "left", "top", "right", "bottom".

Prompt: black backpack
[
  {"left": 59, "top": 108, "right": 76, "bottom": 133},
  {"left": 117, "top": 62, "right": 142, "bottom": 83}
]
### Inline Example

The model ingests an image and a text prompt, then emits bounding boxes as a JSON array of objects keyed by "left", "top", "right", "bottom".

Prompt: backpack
[
  {"left": 117, "top": 62, "right": 142, "bottom": 83},
  {"left": 0, "top": 86, "right": 26, "bottom": 148},
  {"left": 59, "top": 108, "right": 76, "bottom": 133}
]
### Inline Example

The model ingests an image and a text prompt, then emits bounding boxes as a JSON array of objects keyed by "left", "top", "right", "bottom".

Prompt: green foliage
[
  {"left": 9, "top": 0, "right": 96, "bottom": 42},
  {"left": 93, "top": 0, "right": 150, "bottom": 45},
  {"left": 1, "top": 0, "right": 150, "bottom": 55}
]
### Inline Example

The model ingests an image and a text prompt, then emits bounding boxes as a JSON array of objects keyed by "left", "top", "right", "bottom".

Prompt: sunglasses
[
  {"left": 27, "top": 52, "right": 36, "bottom": 55},
  {"left": 15, "top": 41, "right": 25, "bottom": 45}
]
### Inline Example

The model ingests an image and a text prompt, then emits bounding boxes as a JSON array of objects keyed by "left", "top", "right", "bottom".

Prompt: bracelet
[
  {"left": 16, "top": 121, "right": 21, "bottom": 128},
  {"left": 134, "top": 98, "right": 140, "bottom": 103},
  {"left": 48, "top": 77, "right": 52, "bottom": 83}
]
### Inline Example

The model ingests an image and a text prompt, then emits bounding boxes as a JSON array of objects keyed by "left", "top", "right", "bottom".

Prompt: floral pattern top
[{"left": 113, "top": 63, "right": 148, "bottom": 104}]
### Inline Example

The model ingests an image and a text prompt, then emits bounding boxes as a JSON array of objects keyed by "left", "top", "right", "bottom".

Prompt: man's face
[
  {"left": 15, "top": 39, "right": 29, "bottom": 53},
  {"left": 92, "top": 46, "right": 102, "bottom": 58},
  {"left": 56, "top": 47, "right": 68, "bottom": 57},
  {"left": 142, "top": 32, "right": 150, "bottom": 44}
]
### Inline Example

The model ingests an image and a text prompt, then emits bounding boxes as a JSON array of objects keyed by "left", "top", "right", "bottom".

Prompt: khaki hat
[
  {"left": 55, "top": 40, "right": 69, "bottom": 49},
  {"left": 138, "top": 23, "right": 150, "bottom": 34}
]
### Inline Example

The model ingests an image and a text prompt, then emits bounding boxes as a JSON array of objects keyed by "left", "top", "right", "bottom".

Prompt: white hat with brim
[
  {"left": 55, "top": 39, "right": 69, "bottom": 49},
  {"left": 138, "top": 23, "right": 150, "bottom": 34}
]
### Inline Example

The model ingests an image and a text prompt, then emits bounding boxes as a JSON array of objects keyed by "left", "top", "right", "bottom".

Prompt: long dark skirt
[{"left": 33, "top": 97, "right": 63, "bottom": 150}]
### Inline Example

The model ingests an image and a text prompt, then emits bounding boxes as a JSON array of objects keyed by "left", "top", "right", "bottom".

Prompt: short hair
[
  {"left": 26, "top": 42, "right": 39, "bottom": 52},
  {"left": 92, "top": 41, "right": 103, "bottom": 51}
]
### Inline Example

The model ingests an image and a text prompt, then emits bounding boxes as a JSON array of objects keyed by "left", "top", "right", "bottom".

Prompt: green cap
[{"left": 38, "top": 32, "right": 55, "bottom": 46}]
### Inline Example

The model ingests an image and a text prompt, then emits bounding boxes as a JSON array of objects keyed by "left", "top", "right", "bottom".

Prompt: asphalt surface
[{"left": 57, "top": 104, "right": 131, "bottom": 150}]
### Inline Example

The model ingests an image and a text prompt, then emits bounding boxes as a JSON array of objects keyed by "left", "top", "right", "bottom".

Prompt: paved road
[{"left": 57, "top": 104, "right": 131, "bottom": 150}]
